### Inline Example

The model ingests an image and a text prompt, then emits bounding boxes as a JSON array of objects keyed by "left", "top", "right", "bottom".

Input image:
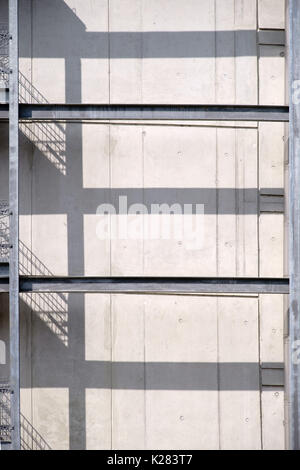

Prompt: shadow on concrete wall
[
  {"left": 1, "top": 386, "right": 51, "bottom": 449},
  {"left": 0, "top": 0, "right": 286, "bottom": 450}
]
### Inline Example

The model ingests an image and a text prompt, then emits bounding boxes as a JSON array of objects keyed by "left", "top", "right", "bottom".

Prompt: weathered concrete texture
[{"left": 0, "top": 0, "right": 286, "bottom": 450}]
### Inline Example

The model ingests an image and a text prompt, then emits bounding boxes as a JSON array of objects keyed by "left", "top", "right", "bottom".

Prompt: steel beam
[
  {"left": 289, "top": 0, "right": 300, "bottom": 451},
  {"left": 18, "top": 276, "right": 289, "bottom": 295},
  {"left": 19, "top": 103, "right": 289, "bottom": 122},
  {"left": 0, "top": 104, "right": 290, "bottom": 122},
  {"left": 8, "top": 0, "right": 20, "bottom": 451}
]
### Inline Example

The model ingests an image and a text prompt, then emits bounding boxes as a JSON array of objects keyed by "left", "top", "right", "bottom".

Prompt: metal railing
[
  {"left": 0, "top": 200, "right": 9, "bottom": 262},
  {"left": 0, "top": 384, "right": 11, "bottom": 444}
]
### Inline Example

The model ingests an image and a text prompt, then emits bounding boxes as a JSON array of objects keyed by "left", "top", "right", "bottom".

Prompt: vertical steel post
[
  {"left": 8, "top": 0, "right": 19, "bottom": 450},
  {"left": 289, "top": 0, "right": 300, "bottom": 450}
]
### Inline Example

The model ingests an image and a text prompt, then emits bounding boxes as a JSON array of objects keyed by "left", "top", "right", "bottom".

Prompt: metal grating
[
  {"left": 0, "top": 200, "right": 9, "bottom": 262},
  {"left": 0, "top": 384, "right": 11, "bottom": 444},
  {"left": 0, "top": 24, "right": 9, "bottom": 86}
]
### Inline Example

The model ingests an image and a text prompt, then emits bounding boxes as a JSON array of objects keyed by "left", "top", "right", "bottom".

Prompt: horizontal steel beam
[
  {"left": 15, "top": 276, "right": 290, "bottom": 294},
  {"left": 20, "top": 104, "right": 290, "bottom": 122},
  {"left": 0, "top": 104, "right": 290, "bottom": 122}
]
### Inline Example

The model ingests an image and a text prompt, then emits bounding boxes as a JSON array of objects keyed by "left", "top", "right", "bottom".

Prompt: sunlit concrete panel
[
  {"left": 260, "top": 295, "right": 284, "bottom": 365},
  {"left": 85, "top": 294, "right": 111, "bottom": 362},
  {"left": 86, "top": 388, "right": 112, "bottom": 450},
  {"left": 259, "top": 214, "right": 284, "bottom": 278},
  {"left": 259, "top": 46, "right": 285, "bottom": 106},
  {"left": 32, "top": 388, "right": 69, "bottom": 450},
  {"left": 82, "top": 124, "right": 110, "bottom": 189},
  {"left": 261, "top": 388, "right": 285, "bottom": 450},
  {"left": 259, "top": 122, "right": 285, "bottom": 190},
  {"left": 84, "top": 214, "right": 111, "bottom": 276},
  {"left": 258, "top": 0, "right": 285, "bottom": 30}
]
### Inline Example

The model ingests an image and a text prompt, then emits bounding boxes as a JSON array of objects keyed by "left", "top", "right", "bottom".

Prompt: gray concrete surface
[{"left": 0, "top": 0, "right": 286, "bottom": 449}]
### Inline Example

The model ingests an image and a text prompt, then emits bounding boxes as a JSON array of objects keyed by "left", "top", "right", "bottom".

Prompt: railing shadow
[
  {"left": 19, "top": 72, "right": 66, "bottom": 175},
  {"left": 19, "top": 240, "right": 69, "bottom": 347},
  {"left": 0, "top": 24, "right": 66, "bottom": 175},
  {"left": 0, "top": 217, "right": 68, "bottom": 346},
  {"left": 0, "top": 384, "right": 52, "bottom": 449}
]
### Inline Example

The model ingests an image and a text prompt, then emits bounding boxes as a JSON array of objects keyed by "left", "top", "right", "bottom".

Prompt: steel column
[
  {"left": 8, "top": 0, "right": 20, "bottom": 450},
  {"left": 289, "top": 0, "right": 300, "bottom": 451}
]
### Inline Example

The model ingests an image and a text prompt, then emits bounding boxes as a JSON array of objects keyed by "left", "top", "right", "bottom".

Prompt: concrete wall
[{"left": 0, "top": 0, "right": 286, "bottom": 449}]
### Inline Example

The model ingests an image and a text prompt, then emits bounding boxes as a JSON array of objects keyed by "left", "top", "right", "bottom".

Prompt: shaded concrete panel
[{"left": 32, "top": 0, "right": 109, "bottom": 104}]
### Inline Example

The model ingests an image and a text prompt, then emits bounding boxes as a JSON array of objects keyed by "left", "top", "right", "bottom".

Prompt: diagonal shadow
[{"left": 0, "top": 384, "right": 51, "bottom": 449}]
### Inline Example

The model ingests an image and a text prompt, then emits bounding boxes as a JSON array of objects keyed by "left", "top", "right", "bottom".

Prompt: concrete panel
[
  {"left": 143, "top": 125, "right": 216, "bottom": 276},
  {"left": 142, "top": 0, "right": 216, "bottom": 104},
  {"left": 32, "top": 388, "right": 69, "bottom": 450},
  {"left": 109, "top": 0, "right": 143, "bottom": 103},
  {"left": 32, "top": 59, "right": 65, "bottom": 103},
  {"left": 32, "top": 0, "right": 109, "bottom": 103},
  {"left": 85, "top": 294, "right": 111, "bottom": 361},
  {"left": 216, "top": 127, "right": 258, "bottom": 277},
  {"left": 145, "top": 295, "right": 219, "bottom": 450},
  {"left": 31, "top": 215, "right": 68, "bottom": 275},
  {"left": 82, "top": 124, "right": 110, "bottom": 189},
  {"left": 259, "top": 46, "right": 285, "bottom": 105},
  {"left": 261, "top": 388, "right": 285, "bottom": 450},
  {"left": 84, "top": 296, "right": 112, "bottom": 450},
  {"left": 112, "top": 295, "right": 145, "bottom": 449},
  {"left": 259, "top": 213, "right": 284, "bottom": 277},
  {"left": 262, "top": 368, "right": 284, "bottom": 386},
  {"left": 235, "top": 0, "right": 257, "bottom": 105},
  {"left": 81, "top": 58, "right": 109, "bottom": 104},
  {"left": 215, "top": 0, "right": 235, "bottom": 104},
  {"left": 86, "top": 388, "right": 111, "bottom": 450},
  {"left": 110, "top": 125, "right": 144, "bottom": 188},
  {"left": 19, "top": 0, "right": 32, "bottom": 103},
  {"left": 259, "top": 122, "right": 284, "bottom": 190},
  {"left": 258, "top": 0, "right": 285, "bottom": 30},
  {"left": 235, "top": 129, "right": 258, "bottom": 277},
  {"left": 84, "top": 214, "right": 110, "bottom": 276},
  {"left": 218, "top": 297, "right": 261, "bottom": 450},
  {"left": 0, "top": 0, "right": 287, "bottom": 451},
  {"left": 260, "top": 295, "right": 284, "bottom": 365}
]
